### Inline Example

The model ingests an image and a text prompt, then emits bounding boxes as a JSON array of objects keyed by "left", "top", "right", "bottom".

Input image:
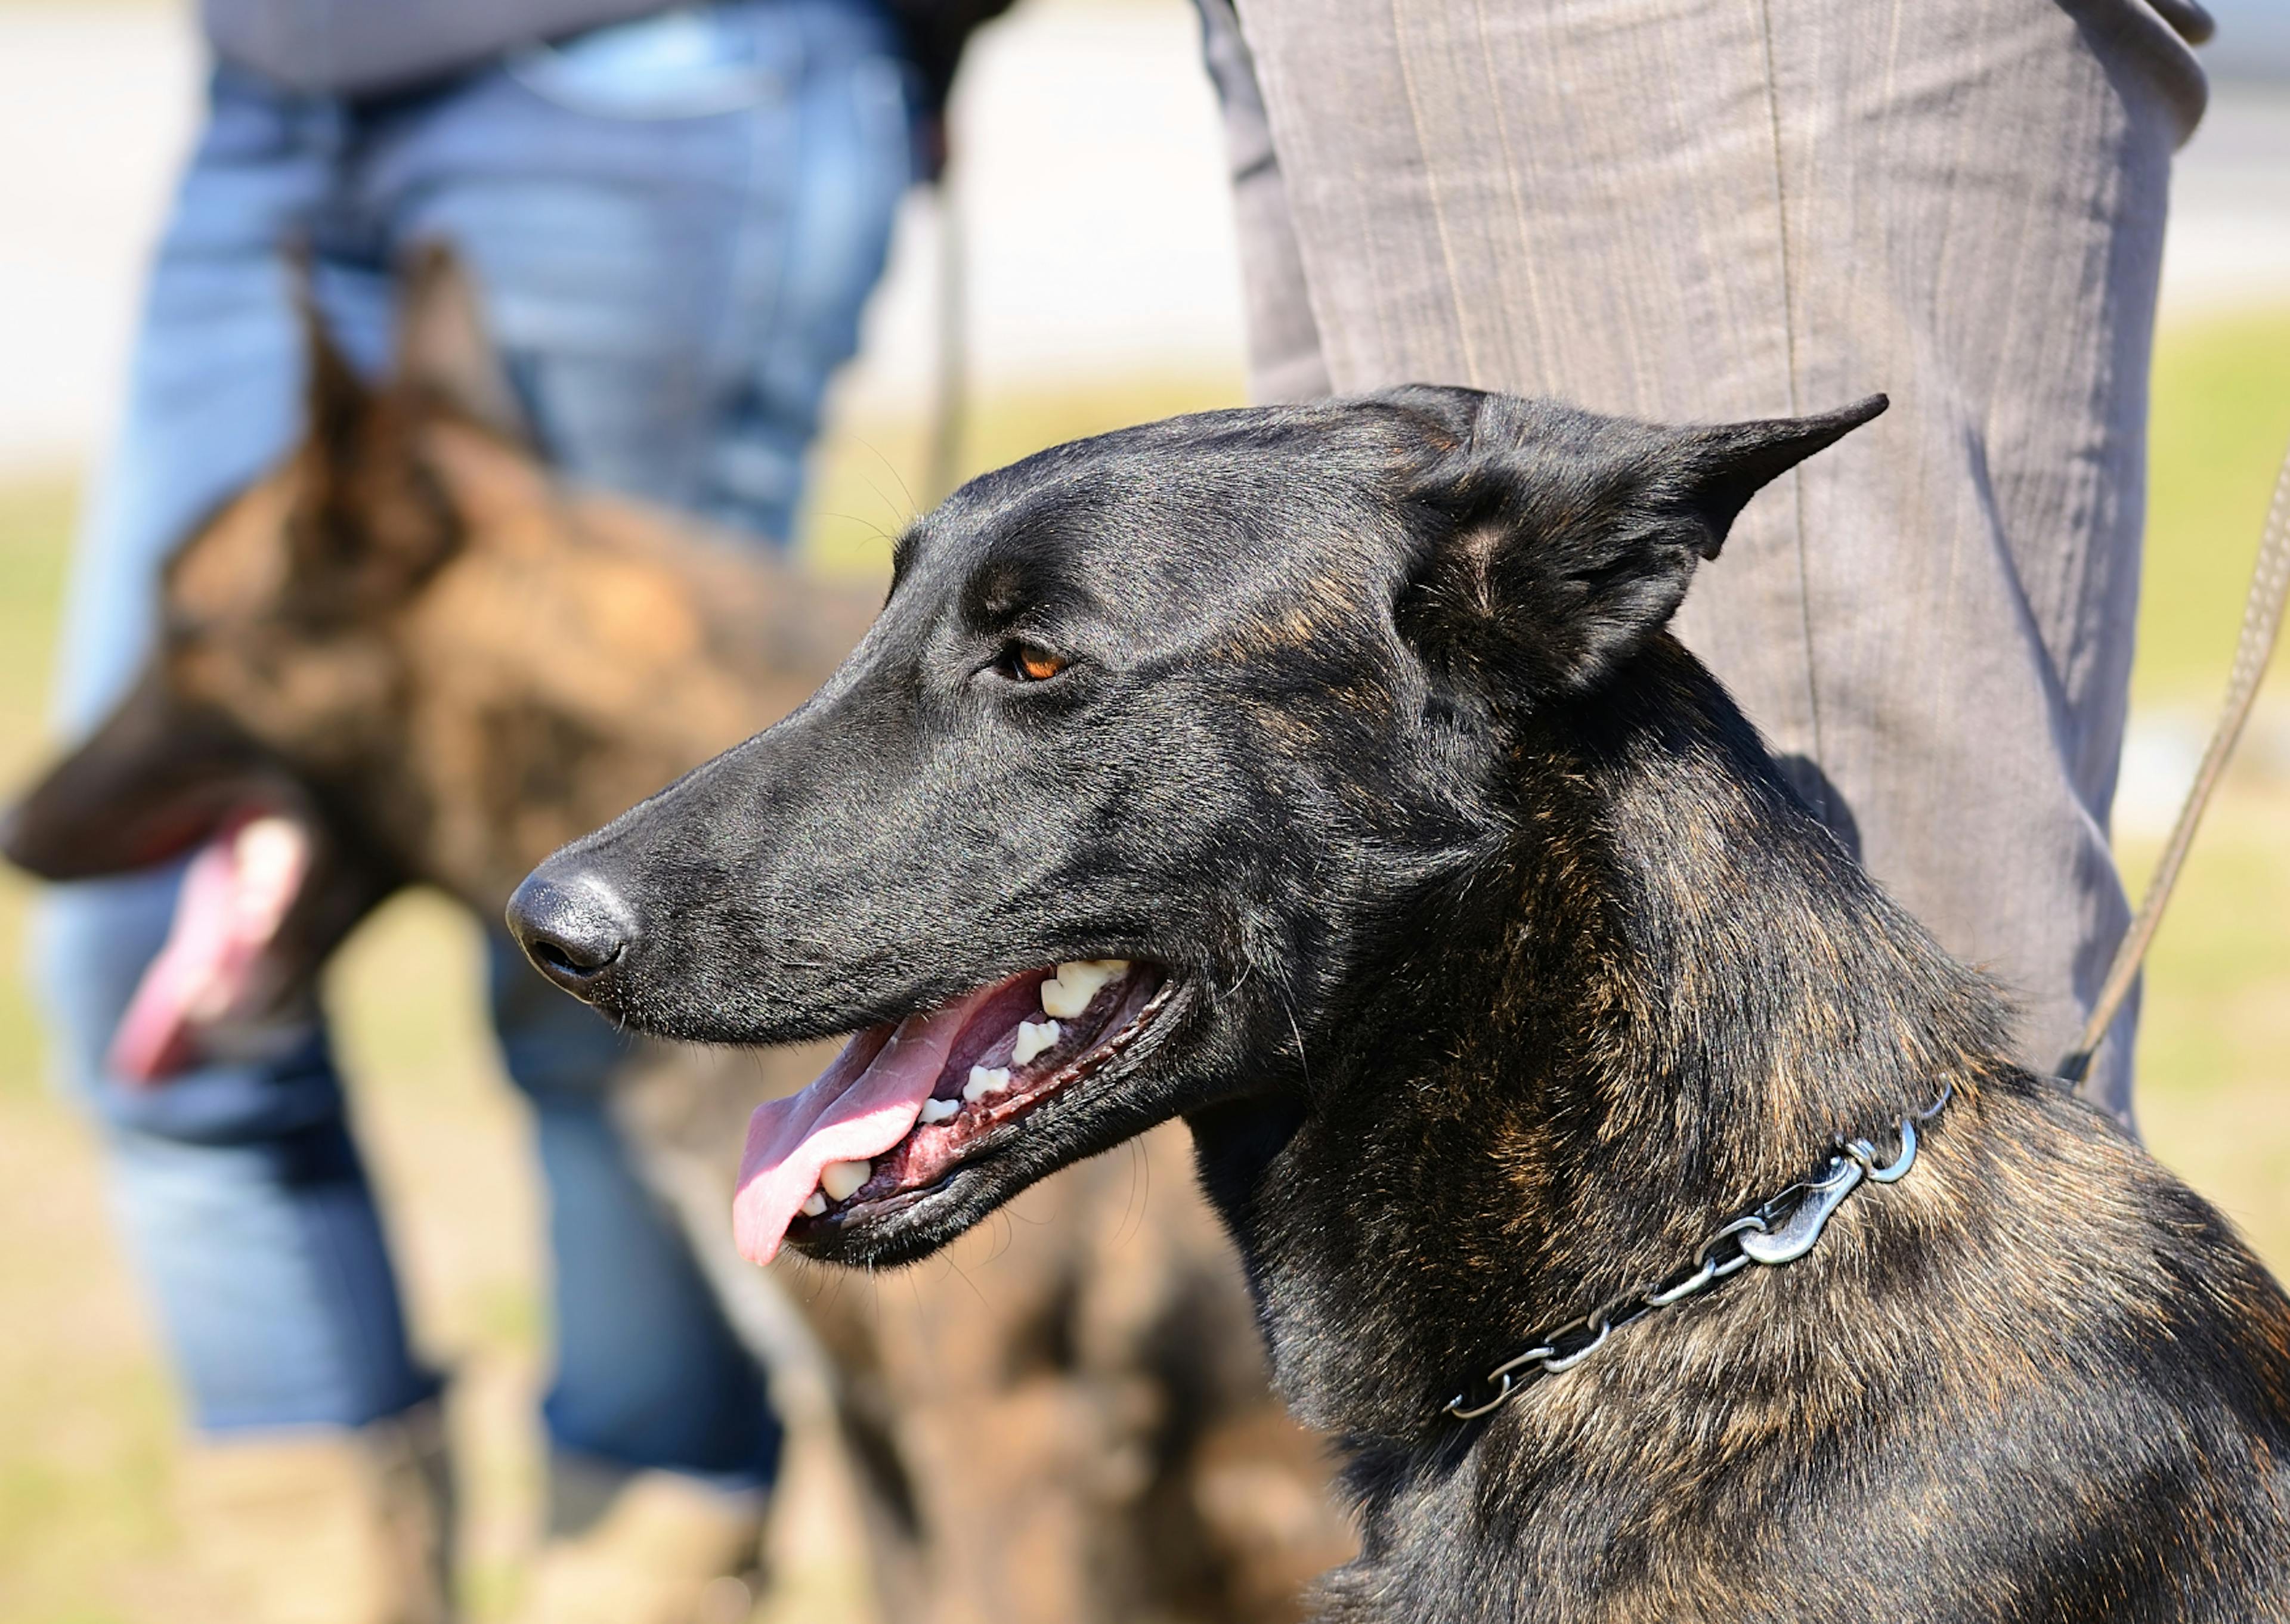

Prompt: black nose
[{"left": 506, "top": 869, "right": 633, "bottom": 999}]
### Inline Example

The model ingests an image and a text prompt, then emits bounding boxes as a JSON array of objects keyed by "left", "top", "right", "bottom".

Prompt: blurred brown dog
[{"left": 2, "top": 249, "right": 1348, "bottom": 1624}]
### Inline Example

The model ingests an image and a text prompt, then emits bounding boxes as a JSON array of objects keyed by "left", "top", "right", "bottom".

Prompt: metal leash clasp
[
  {"left": 1738, "top": 1154, "right": 1863, "bottom": 1265},
  {"left": 1736, "top": 1086, "right": 1941, "bottom": 1267}
]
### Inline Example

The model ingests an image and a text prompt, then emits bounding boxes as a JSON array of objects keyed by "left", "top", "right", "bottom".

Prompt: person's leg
[
  {"left": 1194, "top": 0, "right": 1329, "bottom": 404},
  {"left": 1220, "top": 0, "right": 2207, "bottom": 1120},
  {"left": 41, "top": 64, "right": 432, "bottom": 1438},
  {"left": 336, "top": 0, "right": 911, "bottom": 1544},
  {"left": 35, "top": 67, "right": 448, "bottom": 1624},
  {"left": 483, "top": 938, "right": 782, "bottom": 1491}
]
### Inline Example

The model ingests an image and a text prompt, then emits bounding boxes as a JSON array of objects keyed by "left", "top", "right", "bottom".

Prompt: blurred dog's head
[{"left": 2, "top": 247, "right": 867, "bottom": 1079}]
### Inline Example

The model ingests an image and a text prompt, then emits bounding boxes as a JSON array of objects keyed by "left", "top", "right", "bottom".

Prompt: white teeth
[
  {"left": 800, "top": 1190, "right": 828, "bottom": 1218},
  {"left": 1040, "top": 959, "right": 1128, "bottom": 1020},
  {"left": 819, "top": 1160, "right": 871, "bottom": 1202},
  {"left": 1011, "top": 1019, "right": 1061, "bottom": 1065},
  {"left": 918, "top": 1096, "right": 962, "bottom": 1124},
  {"left": 963, "top": 1065, "right": 1012, "bottom": 1103},
  {"left": 234, "top": 816, "right": 305, "bottom": 891}
]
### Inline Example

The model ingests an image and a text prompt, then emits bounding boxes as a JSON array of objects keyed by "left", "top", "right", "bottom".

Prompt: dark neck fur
[{"left": 1193, "top": 636, "right": 2010, "bottom": 1450}]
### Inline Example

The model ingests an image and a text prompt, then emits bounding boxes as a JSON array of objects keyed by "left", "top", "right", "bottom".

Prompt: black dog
[{"left": 509, "top": 388, "right": 2290, "bottom": 1620}]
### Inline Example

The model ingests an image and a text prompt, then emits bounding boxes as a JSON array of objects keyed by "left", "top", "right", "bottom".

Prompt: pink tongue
[
  {"left": 732, "top": 982, "right": 1005, "bottom": 1265},
  {"left": 109, "top": 813, "right": 308, "bottom": 1085}
]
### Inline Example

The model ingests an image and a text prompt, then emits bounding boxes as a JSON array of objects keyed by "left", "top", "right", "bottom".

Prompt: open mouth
[
  {"left": 108, "top": 808, "right": 312, "bottom": 1084},
  {"left": 733, "top": 958, "right": 1175, "bottom": 1263}
]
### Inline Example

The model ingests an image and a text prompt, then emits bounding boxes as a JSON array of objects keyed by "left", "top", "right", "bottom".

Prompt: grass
[
  {"left": 2118, "top": 308, "right": 2290, "bottom": 1267},
  {"left": 2135, "top": 309, "right": 2290, "bottom": 705},
  {"left": 0, "top": 479, "right": 197, "bottom": 1622},
  {"left": 0, "top": 317, "right": 2286, "bottom": 1621},
  {"left": 0, "top": 480, "right": 71, "bottom": 1099}
]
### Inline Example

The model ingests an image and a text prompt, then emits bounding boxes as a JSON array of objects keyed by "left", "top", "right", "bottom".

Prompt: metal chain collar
[{"left": 1444, "top": 1080, "right": 1955, "bottom": 1421}]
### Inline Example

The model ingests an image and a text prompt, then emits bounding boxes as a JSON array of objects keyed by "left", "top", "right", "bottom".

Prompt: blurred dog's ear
[
  {"left": 284, "top": 250, "right": 462, "bottom": 617},
  {"left": 1394, "top": 388, "right": 1886, "bottom": 699},
  {"left": 394, "top": 241, "right": 528, "bottom": 444},
  {"left": 290, "top": 245, "right": 374, "bottom": 472}
]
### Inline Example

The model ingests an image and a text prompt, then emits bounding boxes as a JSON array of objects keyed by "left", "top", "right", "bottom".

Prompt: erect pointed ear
[
  {"left": 1395, "top": 389, "right": 1887, "bottom": 699},
  {"left": 1660, "top": 394, "right": 1891, "bottom": 561},
  {"left": 284, "top": 250, "right": 461, "bottom": 618},
  {"left": 392, "top": 241, "right": 528, "bottom": 444},
  {"left": 290, "top": 244, "right": 375, "bottom": 469}
]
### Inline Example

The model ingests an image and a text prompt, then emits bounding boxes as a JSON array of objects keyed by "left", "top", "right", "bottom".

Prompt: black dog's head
[{"left": 508, "top": 388, "right": 1884, "bottom": 1267}]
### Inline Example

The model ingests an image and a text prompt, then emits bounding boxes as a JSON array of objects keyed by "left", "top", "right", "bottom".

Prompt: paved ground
[
  {"left": 0, "top": 2, "right": 199, "bottom": 475},
  {"left": 2, "top": 0, "right": 2285, "bottom": 475}
]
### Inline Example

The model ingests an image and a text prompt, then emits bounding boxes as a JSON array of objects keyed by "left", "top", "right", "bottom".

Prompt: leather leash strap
[{"left": 2063, "top": 441, "right": 2290, "bottom": 1096}]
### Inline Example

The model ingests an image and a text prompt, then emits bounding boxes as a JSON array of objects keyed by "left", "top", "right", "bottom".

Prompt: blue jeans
[{"left": 36, "top": 0, "right": 912, "bottom": 1486}]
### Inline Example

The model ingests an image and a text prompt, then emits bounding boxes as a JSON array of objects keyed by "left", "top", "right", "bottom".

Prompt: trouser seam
[{"left": 1753, "top": 0, "right": 1829, "bottom": 825}]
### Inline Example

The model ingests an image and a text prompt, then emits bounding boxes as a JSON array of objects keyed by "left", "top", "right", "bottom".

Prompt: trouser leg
[
  {"left": 37, "top": 5, "right": 910, "bottom": 1604},
  {"left": 38, "top": 68, "right": 437, "bottom": 1434},
  {"left": 355, "top": 0, "right": 917, "bottom": 1489},
  {"left": 1194, "top": 0, "right": 1330, "bottom": 404},
  {"left": 1219, "top": 0, "right": 2208, "bottom": 1118},
  {"left": 485, "top": 935, "right": 784, "bottom": 1487},
  {"left": 41, "top": 878, "right": 435, "bottom": 1430}
]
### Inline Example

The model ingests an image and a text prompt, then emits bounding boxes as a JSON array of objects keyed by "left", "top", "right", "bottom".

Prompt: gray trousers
[{"left": 1201, "top": 0, "right": 2212, "bottom": 1120}]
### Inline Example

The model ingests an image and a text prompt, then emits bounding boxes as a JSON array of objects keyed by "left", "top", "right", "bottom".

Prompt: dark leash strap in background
[{"left": 2063, "top": 441, "right": 2290, "bottom": 1098}]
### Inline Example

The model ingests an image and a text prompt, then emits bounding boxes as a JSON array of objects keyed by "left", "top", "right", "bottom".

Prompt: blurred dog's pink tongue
[
  {"left": 733, "top": 985, "right": 1001, "bottom": 1265},
  {"left": 108, "top": 814, "right": 308, "bottom": 1084}
]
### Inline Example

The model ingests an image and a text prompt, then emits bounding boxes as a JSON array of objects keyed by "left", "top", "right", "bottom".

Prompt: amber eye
[{"left": 1004, "top": 641, "right": 1067, "bottom": 682}]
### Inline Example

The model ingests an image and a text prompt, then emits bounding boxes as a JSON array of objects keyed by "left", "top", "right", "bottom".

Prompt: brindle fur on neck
[{"left": 1214, "top": 633, "right": 2290, "bottom": 1620}]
